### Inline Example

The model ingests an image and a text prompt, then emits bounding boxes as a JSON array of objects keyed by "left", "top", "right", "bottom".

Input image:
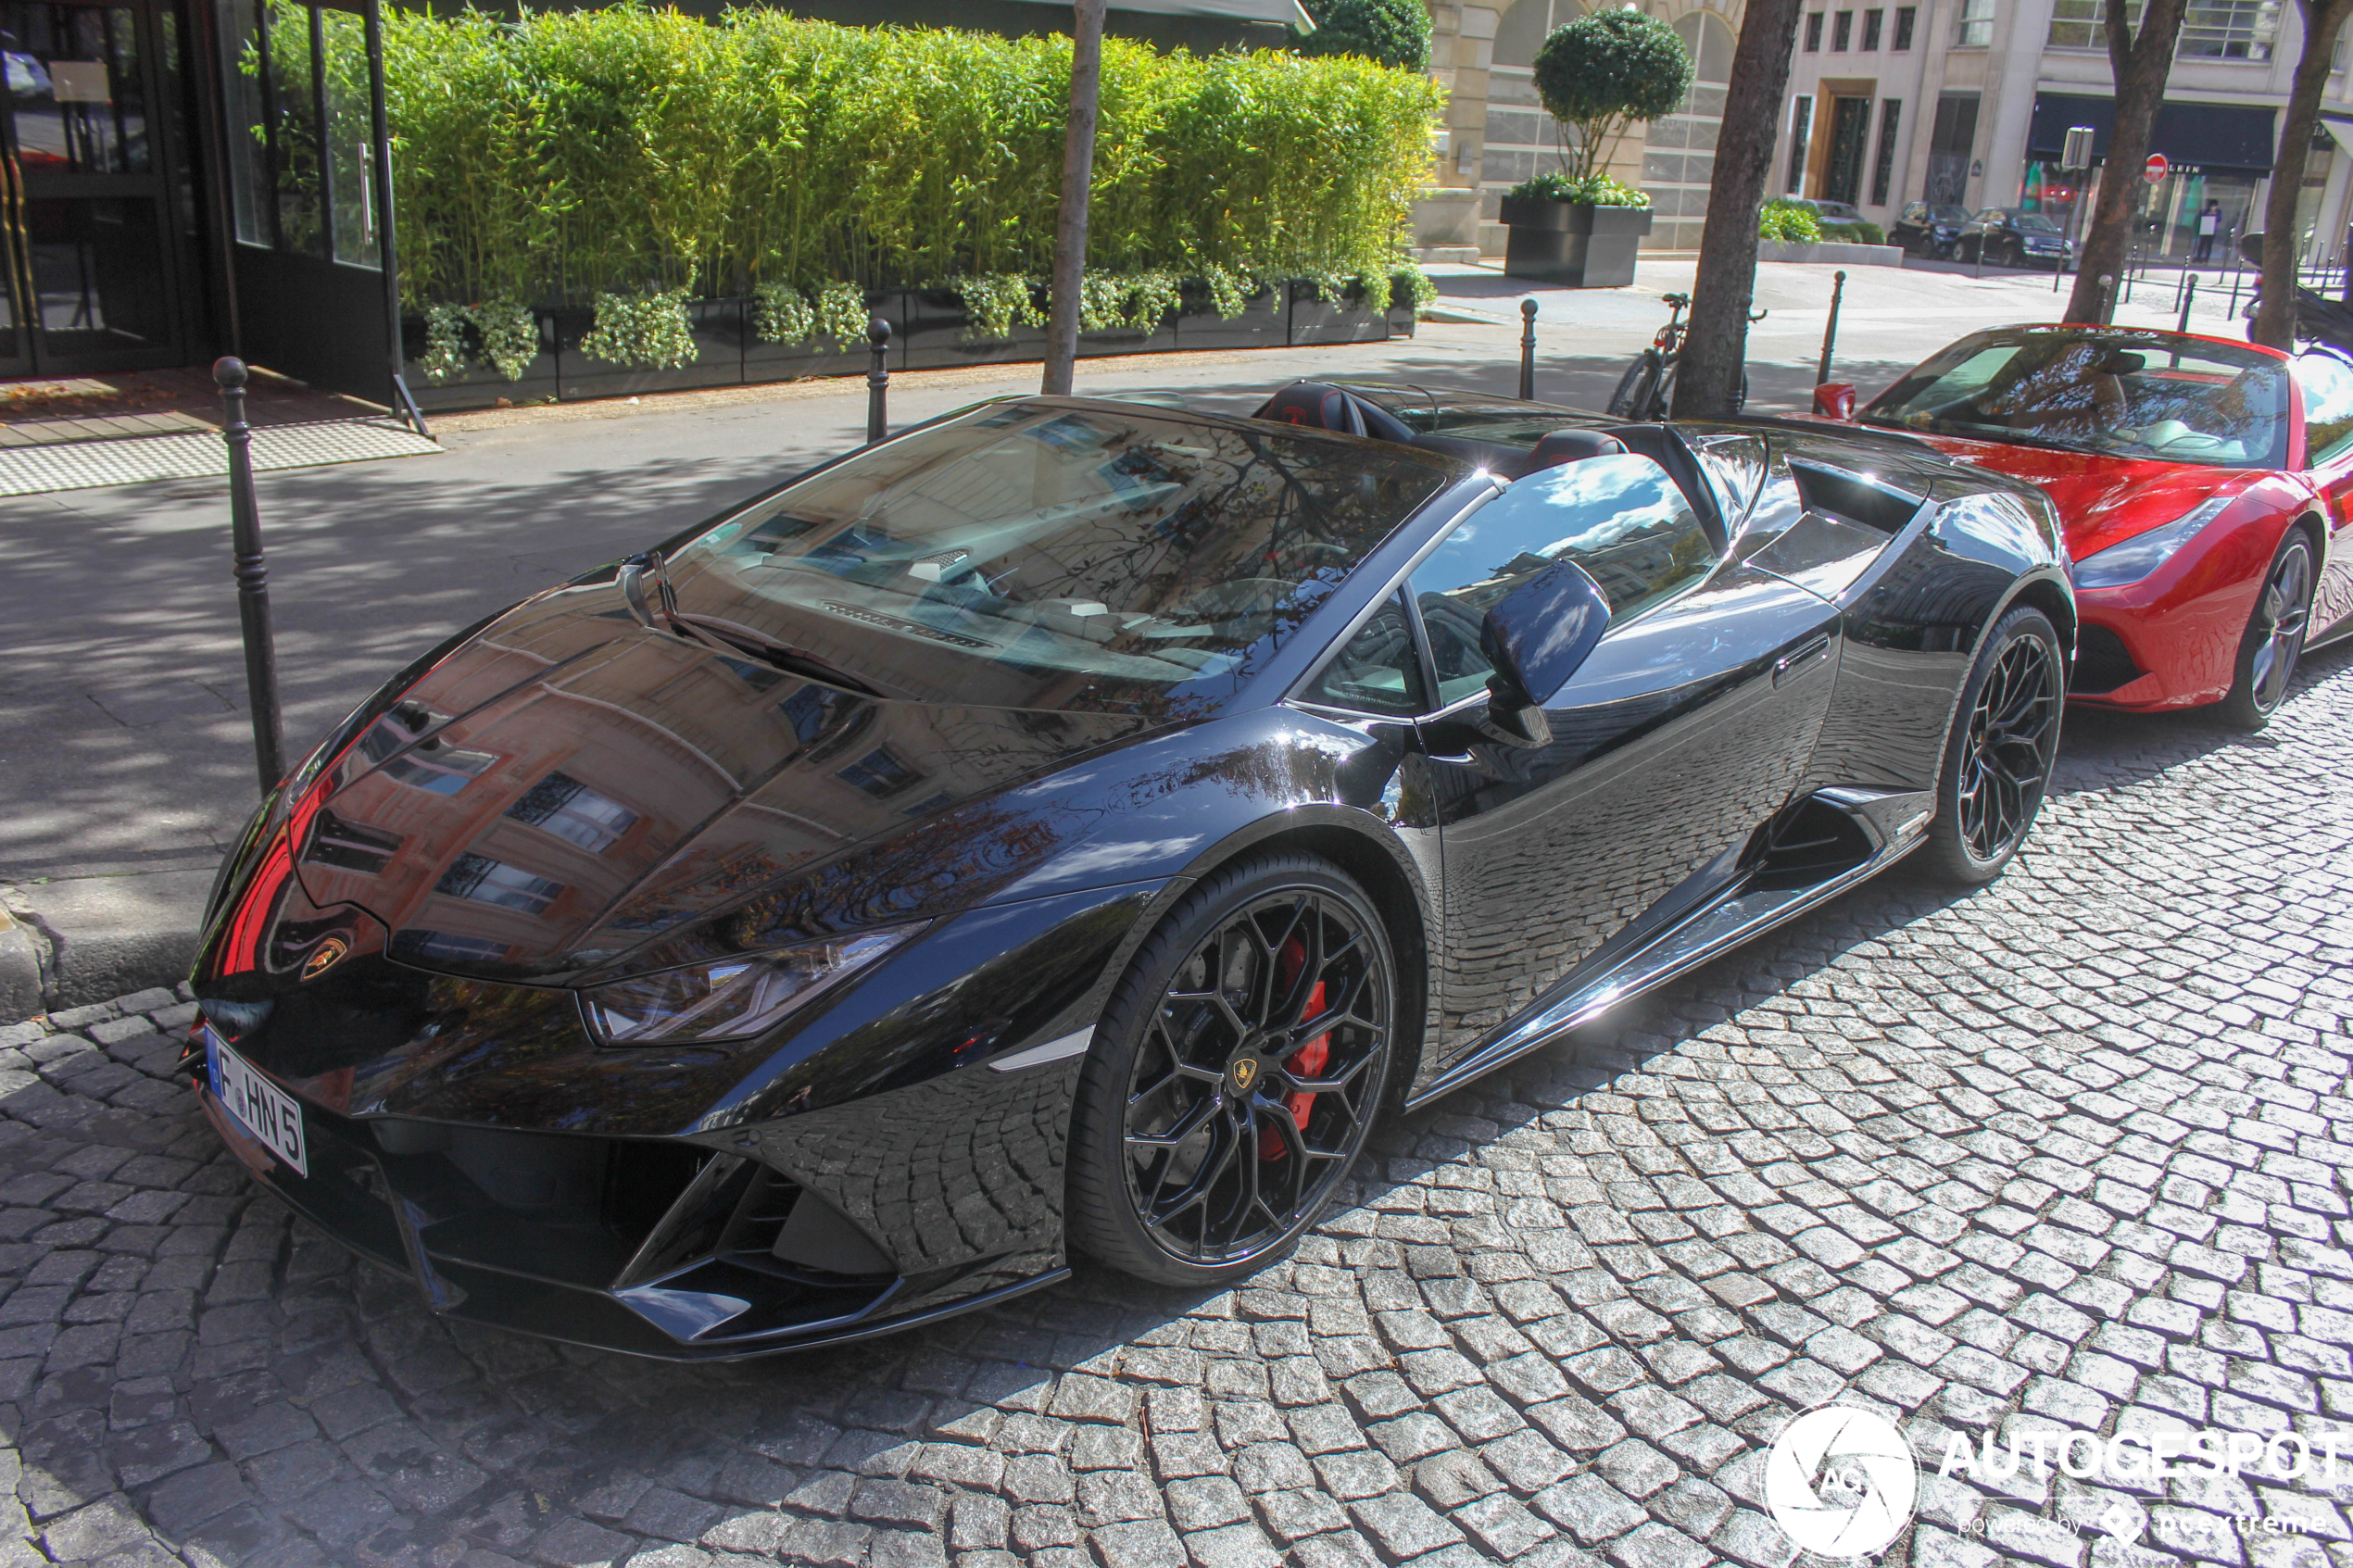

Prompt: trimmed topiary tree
[
  {"left": 1531, "top": 9, "right": 1692, "bottom": 183},
  {"left": 1291, "top": 0, "right": 1432, "bottom": 73}
]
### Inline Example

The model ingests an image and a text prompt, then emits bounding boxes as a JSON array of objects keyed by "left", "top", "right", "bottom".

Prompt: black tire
[
  {"left": 1918, "top": 604, "right": 2063, "bottom": 884},
  {"left": 1065, "top": 853, "right": 1397, "bottom": 1286},
  {"left": 2217, "top": 528, "right": 2317, "bottom": 731},
  {"left": 1608, "top": 352, "right": 1660, "bottom": 418}
]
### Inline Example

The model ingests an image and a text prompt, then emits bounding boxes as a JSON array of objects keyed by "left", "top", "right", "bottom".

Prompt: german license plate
[{"left": 207, "top": 1027, "right": 308, "bottom": 1177}]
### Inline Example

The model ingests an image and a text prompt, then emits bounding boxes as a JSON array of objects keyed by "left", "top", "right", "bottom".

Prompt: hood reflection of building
[
  {"left": 296, "top": 402, "right": 1410, "bottom": 973},
  {"left": 296, "top": 598, "right": 1068, "bottom": 970}
]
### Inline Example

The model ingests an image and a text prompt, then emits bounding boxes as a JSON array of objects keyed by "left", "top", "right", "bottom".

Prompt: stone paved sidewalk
[{"left": 0, "top": 646, "right": 2347, "bottom": 1568}]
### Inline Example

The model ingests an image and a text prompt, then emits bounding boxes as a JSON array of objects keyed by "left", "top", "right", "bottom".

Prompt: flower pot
[{"left": 1502, "top": 201, "right": 1653, "bottom": 288}]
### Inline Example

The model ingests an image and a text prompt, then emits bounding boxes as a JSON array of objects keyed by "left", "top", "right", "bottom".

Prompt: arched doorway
[
  {"left": 1645, "top": 12, "right": 1735, "bottom": 250},
  {"left": 1478, "top": 0, "right": 1584, "bottom": 251}
]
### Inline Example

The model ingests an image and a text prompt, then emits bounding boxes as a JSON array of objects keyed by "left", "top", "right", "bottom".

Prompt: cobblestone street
[{"left": 1, "top": 644, "right": 2350, "bottom": 1568}]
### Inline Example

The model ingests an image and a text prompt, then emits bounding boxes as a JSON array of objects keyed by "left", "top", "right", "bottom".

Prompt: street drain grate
[{"left": 0, "top": 418, "right": 442, "bottom": 496}]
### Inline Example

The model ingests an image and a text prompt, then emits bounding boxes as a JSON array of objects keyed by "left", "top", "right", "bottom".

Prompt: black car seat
[
  {"left": 1252, "top": 382, "right": 1416, "bottom": 444},
  {"left": 1524, "top": 429, "right": 1626, "bottom": 473}
]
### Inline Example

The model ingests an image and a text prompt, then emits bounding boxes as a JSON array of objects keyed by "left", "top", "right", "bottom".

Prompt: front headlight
[
  {"left": 2074, "top": 497, "right": 2233, "bottom": 589},
  {"left": 582, "top": 924, "right": 926, "bottom": 1045}
]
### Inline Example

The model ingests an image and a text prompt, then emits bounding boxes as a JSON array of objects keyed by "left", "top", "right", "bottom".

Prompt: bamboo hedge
[{"left": 384, "top": 6, "right": 1443, "bottom": 324}]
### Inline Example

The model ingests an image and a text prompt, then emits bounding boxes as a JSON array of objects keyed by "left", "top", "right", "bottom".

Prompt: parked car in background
[
  {"left": 1893, "top": 202, "right": 1972, "bottom": 258},
  {"left": 187, "top": 384, "right": 2071, "bottom": 1357},
  {"left": 1794, "top": 197, "right": 1868, "bottom": 227},
  {"left": 1818, "top": 324, "right": 2353, "bottom": 728},
  {"left": 1958, "top": 208, "right": 2073, "bottom": 270}
]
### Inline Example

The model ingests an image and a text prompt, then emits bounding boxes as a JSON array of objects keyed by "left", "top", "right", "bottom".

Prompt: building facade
[
  {"left": 1770, "top": 0, "right": 2353, "bottom": 264},
  {"left": 1426, "top": 0, "right": 1750, "bottom": 256}
]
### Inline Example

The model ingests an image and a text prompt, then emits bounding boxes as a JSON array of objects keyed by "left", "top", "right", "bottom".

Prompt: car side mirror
[
  {"left": 1814, "top": 383, "right": 1858, "bottom": 421},
  {"left": 1475, "top": 559, "right": 1610, "bottom": 748}
]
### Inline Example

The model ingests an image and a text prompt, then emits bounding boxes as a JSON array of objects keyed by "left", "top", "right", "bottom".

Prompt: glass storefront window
[
  {"left": 321, "top": 7, "right": 375, "bottom": 269},
  {"left": 220, "top": 0, "right": 269, "bottom": 245},
  {"left": 221, "top": 0, "right": 377, "bottom": 267}
]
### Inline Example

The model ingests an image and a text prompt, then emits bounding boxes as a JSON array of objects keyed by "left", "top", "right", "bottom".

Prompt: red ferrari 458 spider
[{"left": 1818, "top": 324, "right": 2353, "bottom": 727}]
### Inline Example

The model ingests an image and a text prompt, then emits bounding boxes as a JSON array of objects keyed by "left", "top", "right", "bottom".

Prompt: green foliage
[
  {"left": 753, "top": 281, "right": 816, "bottom": 345},
  {"left": 418, "top": 297, "right": 541, "bottom": 382},
  {"left": 579, "top": 288, "right": 698, "bottom": 369},
  {"left": 1530, "top": 10, "right": 1692, "bottom": 182},
  {"left": 1290, "top": 0, "right": 1431, "bottom": 73},
  {"left": 1822, "top": 219, "right": 1888, "bottom": 245},
  {"left": 1390, "top": 262, "right": 1436, "bottom": 309},
  {"left": 421, "top": 303, "right": 467, "bottom": 383},
  {"left": 1759, "top": 197, "right": 1823, "bottom": 242},
  {"left": 1504, "top": 170, "right": 1653, "bottom": 207},
  {"left": 958, "top": 275, "right": 1046, "bottom": 341},
  {"left": 814, "top": 282, "right": 870, "bottom": 346},
  {"left": 385, "top": 8, "right": 1442, "bottom": 315}
]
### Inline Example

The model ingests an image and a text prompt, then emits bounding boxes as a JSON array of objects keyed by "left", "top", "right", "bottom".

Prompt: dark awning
[{"left": 2028, "top": 92, "right": 2276, "bottom": 174}]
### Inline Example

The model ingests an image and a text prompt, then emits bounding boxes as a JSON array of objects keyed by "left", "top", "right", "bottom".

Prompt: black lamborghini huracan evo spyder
[{"left": 188, "top": 382, "right": 2074, "bottom": 1359}]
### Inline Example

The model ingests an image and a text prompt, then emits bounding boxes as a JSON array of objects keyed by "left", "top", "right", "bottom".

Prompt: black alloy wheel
[
  {"left": 1066, "top": 854, "right": 1395, "bottom": 1285},
  {"left": 1919, "top": 604, "right": 2063, "bottom": 884},
  {"left": 2220, "top": 529, "right": 2316, "bottom": 730}
]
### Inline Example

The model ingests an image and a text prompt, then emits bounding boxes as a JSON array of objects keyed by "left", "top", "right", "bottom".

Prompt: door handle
[{"left": 1773, "top": 633, "right": 1832, "bottom": 685}]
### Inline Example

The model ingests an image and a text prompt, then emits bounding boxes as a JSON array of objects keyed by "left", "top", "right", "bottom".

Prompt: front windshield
[
  {"left": 662, "top": 404, "right": 1451, "bottom": 718},
  {"left": 1864, "top": 328, "right": 2289, "bottom": 468},
  {"left": 1931, "top": 206, "right": 1969, "bottom": 223}
]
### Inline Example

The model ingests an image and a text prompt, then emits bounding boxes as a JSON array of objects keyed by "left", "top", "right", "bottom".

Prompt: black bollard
[
  {"left": 2178, "top": 274, "right": 2197, "bottom": 336},
  {"left": 214, "top": 357, "right": 284, "bottom": 797},
  {"left": 1817, "top": 270, "right": 1846, "bottom": 385},
  {"left": 1518, "top": 299, "right": 1537, "bottom": 401},
  {"left": 866, "top": 315, "right": 891, "bottom": 443}
]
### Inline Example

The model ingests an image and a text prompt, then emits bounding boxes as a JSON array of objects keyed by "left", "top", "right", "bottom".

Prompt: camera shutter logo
[{"left": 1763, "top": 1405, "right": 1919, "bottom": 1557}]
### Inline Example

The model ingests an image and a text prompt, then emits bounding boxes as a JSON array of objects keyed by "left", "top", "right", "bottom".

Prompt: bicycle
[{"left": 1606, "top": 293, "right": 1760, "bottom": 419}]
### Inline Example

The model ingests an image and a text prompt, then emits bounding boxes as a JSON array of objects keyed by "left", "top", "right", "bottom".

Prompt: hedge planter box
[
  {"left": 1755, "top": 239, "right": 1906, "bottom": 269},
  {"left": 1499, "top": 199, "right": 1652, "bottom": 288},
  {"left": 1289, "top": 279, "right": 1388, "bottom": 345},
  {"left": 405, "top": 314, "right": 560, "bottom": 414},
  {"left": 403, "top": 280, "right": 1411, "bottom": 412},
  {"left": 1174, "top": 282, "right": 1284, "bottom": 352}
]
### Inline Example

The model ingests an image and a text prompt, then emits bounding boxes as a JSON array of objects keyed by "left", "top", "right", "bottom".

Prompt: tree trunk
[
  {"left": 1670, "top": 0, "right": 1805, "bottom": 418},
  {"left": 1042, "top": 0, "right": 1107, "bottom": 396},
  {"left": 2254, "top": 0, "right": 2353, "bottom": 346},
  {"left": 2063, "top": 0, "right": 2190, "bottom": 322}
]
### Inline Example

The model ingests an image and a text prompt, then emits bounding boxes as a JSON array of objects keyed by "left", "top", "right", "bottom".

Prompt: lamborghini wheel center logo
[
  {"left": 1227, "top": 1056, "right": 1261, "bottom": 1093},
  {"left": 1763, "top": 1405, "right": 1919, "bottom": 1557},
  {"left": 301, "top": 936, "right": 351, "bottom": 981}
]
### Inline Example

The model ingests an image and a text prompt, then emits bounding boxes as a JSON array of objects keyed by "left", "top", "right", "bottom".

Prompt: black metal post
[
  {"left": 2178, "top": 274, "right": 2197, "bottom": 335},
  {"left": 1816, "top": 270, "right": 1846, "bottom": 385},
  {"left": 866, "top": 315, "right": 891, "bottom": 442},
  {"left": 1518, "top": 299, "right": 1537, "bottom": 401},
  {"left": 215, "top": 357, "right": 284, "bottom": 797}
]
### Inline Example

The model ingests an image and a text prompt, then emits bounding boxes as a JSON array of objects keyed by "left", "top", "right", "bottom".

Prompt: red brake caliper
[{"left": 1261, "top": 936, "right": 1329, "bottom": 1160}]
